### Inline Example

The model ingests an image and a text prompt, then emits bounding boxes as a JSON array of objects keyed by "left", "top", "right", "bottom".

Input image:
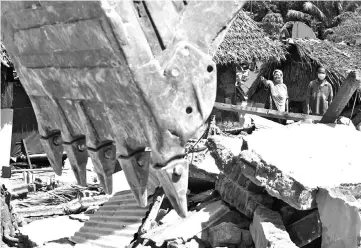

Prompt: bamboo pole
[{"left": 214, "top": 102, "right": 322, "bottom": 122}]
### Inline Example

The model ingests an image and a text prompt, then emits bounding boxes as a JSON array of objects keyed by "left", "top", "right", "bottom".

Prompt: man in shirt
[{"left": 305, "top": 67, "right": 333, "bottom": 115}]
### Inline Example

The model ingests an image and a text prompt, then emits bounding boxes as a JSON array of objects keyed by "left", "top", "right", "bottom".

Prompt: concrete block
[
  {"left": 250, "top": 206, "right": 297, "bottom": 248},
  {"left": 216, "top": 174, "right": 274, "bottom": 218}
]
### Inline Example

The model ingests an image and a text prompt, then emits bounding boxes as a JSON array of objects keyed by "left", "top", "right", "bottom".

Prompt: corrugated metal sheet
[
  {"left": 70, "top": 190, "right": 149, "bottom": 248},
  {"left": 70, "top": 167, "right": 160, "bottom": 248}
]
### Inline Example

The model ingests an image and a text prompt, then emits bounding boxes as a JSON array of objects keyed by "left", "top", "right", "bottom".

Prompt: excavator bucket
[{"left": 1, "top": 0, "right": 245, "bottom": 217}]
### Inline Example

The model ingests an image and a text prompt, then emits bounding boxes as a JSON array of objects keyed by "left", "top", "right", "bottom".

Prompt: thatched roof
[
  {"left": 249, "top": 38, "right": 361, "bottom": 104},
  {"left": 327, "top": 8, "right": 361, "bottom": 44},
  {"left": 213, "top": 11, "right": 287, "bottom": 65}
]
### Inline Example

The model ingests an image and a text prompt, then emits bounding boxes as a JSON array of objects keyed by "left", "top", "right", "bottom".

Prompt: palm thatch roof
[
  {"left": 1, "top": 41, "right": 13, "bottom": 68},
  {"left": 213, "top": 11, "right": 287, "bottom": 65},
  {"left": 249, "top": 38, "right": 361, "bottom": 104},
  {"left": 327, "top": 8, "right": 361, "bottom": 44}
]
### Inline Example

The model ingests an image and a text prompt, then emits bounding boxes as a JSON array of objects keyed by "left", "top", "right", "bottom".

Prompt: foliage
[{"left": 243, "top": 1, "right": 360, "bottom": 41}]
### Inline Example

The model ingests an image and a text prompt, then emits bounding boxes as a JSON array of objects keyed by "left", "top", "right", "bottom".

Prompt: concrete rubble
[
  {"left": 2, "top": 123, "right": 361, "bottom": 248},
  {"left": 250, "top": 206, "right": 297, "bottom": 248}
]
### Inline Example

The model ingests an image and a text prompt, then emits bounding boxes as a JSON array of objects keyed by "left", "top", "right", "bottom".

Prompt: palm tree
[
  {"left": 326, "top": 6, "right": 361, "bottom": 44},
  {"left": 244, "top": 1, "right": 355, "bottom": 40}
]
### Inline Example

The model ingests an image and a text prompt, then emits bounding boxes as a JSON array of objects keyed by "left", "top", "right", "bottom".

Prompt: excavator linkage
[{"left": 1, "top": 0, "right": 245, "bottom": 217}]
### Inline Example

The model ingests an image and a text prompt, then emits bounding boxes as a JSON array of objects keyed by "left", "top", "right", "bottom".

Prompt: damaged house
[
  {"left": 212, "top": 11, "right": 286, "bottom": 131},
  {"left": 248, "top": 38, "right": 361, "bottom": 119}
]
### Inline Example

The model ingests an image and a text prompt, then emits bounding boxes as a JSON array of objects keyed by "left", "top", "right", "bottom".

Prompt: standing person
[
  {"left": 235, "top": 62, "right": 250, "bottom": 87},
  {"left": 235, "top": 62, "right": 250, "bottom": 102},
  {"left": 261, "top": 69, "right": 289, "bottom": 112},
  {"left": 260, "top": 69, "right": 289, "bottom": 124},
  {"left": 305, "top": 67, "right": 333, "bottom": 115}
]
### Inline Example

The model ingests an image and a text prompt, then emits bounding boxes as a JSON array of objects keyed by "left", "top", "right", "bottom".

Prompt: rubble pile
[
  {"left": 132, "top": 122, "right": 361, "bottom": 248},
  {"left": 2, "top": 122, "right": 361, "bottom": 248}
]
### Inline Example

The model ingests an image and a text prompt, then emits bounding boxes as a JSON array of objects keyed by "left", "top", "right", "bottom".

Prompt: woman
[{"left": 261, "top": 69, "right": 289, "bottom": 123}]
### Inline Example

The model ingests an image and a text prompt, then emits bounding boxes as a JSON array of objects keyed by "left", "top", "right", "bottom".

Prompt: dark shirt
[{"left": 307, "top": 79, "right": 333, "bottom": 115}]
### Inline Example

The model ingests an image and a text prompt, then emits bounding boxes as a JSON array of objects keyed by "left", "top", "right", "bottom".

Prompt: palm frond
[
  {"left": 334, "top": 1, "right": 343, "bottom": 14},
  {"left": 303, "top": 2, "right": 327, "bottom": 22},
  {"left": 262, "top": 11, "right": 284, "bottom": 24},
  {"left": 345, "top": 2, "right": 360, "bottom": 12},
  {"left": 282, "top": 21, "right": 295, "bottom": 30},
  {"left": 286, "top": 10, "right": 312, "bottom": 22}
]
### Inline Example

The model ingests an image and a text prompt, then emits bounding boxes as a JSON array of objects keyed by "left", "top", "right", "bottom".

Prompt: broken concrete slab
[
  {"left": 250, "top": 206, "right": 297, "bottom": 248},
  {"left": 245, "top": 123, "right": 361, "bottom": 189},
  {"left": 206, "top": 136, "right": 244, "bottom": 173},
  {"left": 216, "top": 174, "right": 274, "bottom": 218},
  {"left": 211, "top": 123, "right": 361, "bottom": 210},
  {"left": 316, "top": 187, "right": 361, "bottom": 248},
  {"left": 142, "top": 201, "right": 231, "bottom": 246},
  {"left": 286, "top": 210, "right": 322, "bottom": 247},
  {"left": 188, "top": 152, "right": 220, "bottom": 178},
  {"left": 207, "top": 222, "right": 242, "bottom": 247}
]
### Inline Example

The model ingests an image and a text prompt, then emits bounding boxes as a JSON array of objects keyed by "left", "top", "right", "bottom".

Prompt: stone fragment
[
  {"left": 250, "top": 206, "right": 297, "bottom": 248},
  {"left": 207, "top": 222, "right": 242, "bottom": 247},
  {"left": 83, "top": 205, "right": 99, "bottom": 214},
  {"left": 286, "top": 210, "right": 322, "bottom": 247},
  {"left": 69, "top": 213, "right": 90, "bottom": 222},
  {"left": 210, "top": 124, "right": 361, "bottom": 211},
  {"left": 239, "top": 229, "right": 253, "bottom": 246},
  {"left": 207, "top": 136, "right": 244, "bottom": 173},
  {"left": 210, "top": 210, "right": 251, "bottom": 229},
  {"left": 216, "top": 174, "right": 274, "bottom": 218},
  {"left": 316, "top": 187, "right": 361, "bottom": 248}
]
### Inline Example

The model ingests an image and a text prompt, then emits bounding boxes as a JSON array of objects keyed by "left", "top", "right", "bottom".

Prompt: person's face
[
  {"left": 274, "top": 72, "right": 282, "bottom": 83},
  {"left": 317, "top": 69, "right": 326, "bottom": 80}
]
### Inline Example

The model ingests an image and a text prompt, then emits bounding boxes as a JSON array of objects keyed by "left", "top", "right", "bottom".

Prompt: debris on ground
[{"left": 2, "top": 121, "right": 361, "bottom": 248}]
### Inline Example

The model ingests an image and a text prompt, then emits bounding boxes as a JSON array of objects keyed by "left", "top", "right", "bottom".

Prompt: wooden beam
[
  {"left": 352, "top": 111, "right": 361, "bottom": 126},
  {"left": 21, "top": 139, "right": 33, "bottom": 169},
  {"left": 213, "top": 102, "right": 322, "bottom": 122},
  {"left": 321, "top": 71, "right": 361, "bottom": 124}
]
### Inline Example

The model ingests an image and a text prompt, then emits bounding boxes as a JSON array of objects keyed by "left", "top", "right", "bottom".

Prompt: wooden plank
[
  {"left": 21, "top": 139, "right": 33, "bottom": 169},
  {"left": 213, "top": 102, "right": 322, "bottom": 122},
  {"left": 321, "top": 71, "right": 361, "bottom": 124}
]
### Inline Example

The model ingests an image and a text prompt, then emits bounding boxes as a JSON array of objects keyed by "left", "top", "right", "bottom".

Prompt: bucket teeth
[
  {"left": 40, "top": 132, "right": 64, "bottom": 176},
  {"left": 63, "top": 137, "right": 88, "bottom": 186},
  {"left": 88, "top": 143, "right": 116, "bottom": 194},
  {"left": 156, "top": 159, "right": 189, "bottom": 218},
  {"left": 118, "top": 149, "right": 151, "bottom": 207}
]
